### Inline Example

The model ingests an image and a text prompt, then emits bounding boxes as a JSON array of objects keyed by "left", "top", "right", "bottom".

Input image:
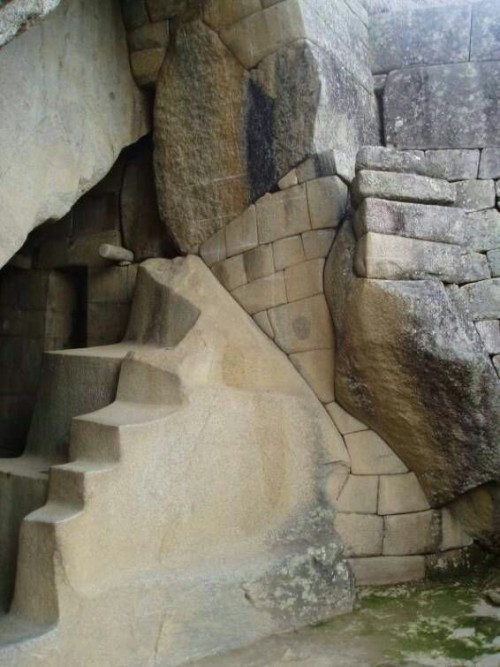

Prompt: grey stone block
[
  {"left": 465, "top": 209, "right": 500, "bottom": 252},
  {"left": 352, "top": 170, "right": 456, "bottom": 207},
  {"left": 355, "top": 232, "right": 490, "bottom": 284},
  {"left": 384, "top": 63, "right": 500, "bottom": 149},
  {"left": 425, "top": 150, "right": 480, "bottom": 182},
  {"left": 475, "top": 320, "right": 500, "bottom": 356},
  {"left": 348, "top": 555, "right": 425, "bottom": 586},
  {"left": 354, "top": 198, "right": 468, "bottom": 246},
  {"left": 370, "top": 4, "right": 471, "bottom": 74},
  {"left": 356, "top": 146, "right": 438, "bottom": 177},
  {"left": 479, "top": 148, "right": 500, "bottom": 180},
  {"left": 383, "top": 511, "right": 441, "bottom": 556},
  {"left": 487, "top": 249, "right": 500, "bottom": 277},
  {"left": 460, "top": 279, "right": 500, "bottom": 321},
  {"left": 297, "top": 149, "right": 356, "bottom": 184},
  {"left": 455, "top": 179, "right": 495, "bottom": 212},
  {"left": 470, "top": 0, "right": 500, "bottom": 62}
]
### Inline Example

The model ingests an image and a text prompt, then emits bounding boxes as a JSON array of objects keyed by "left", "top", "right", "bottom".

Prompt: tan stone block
[
  {"left": 378, "top": 473, "right": 430, "bottom": 516},
  {"left": 200, "top": 228, "right": 227, "bottom": 267},
  {"left": 345, "top": 430, "right": 408, "bottom": 475},
  {"left": 243, "top": 244, "right": 274, "bottom": 281},
  {"left": 87, "top": 266, "right": 137, "bottom": 304},
  {"left": 256, "top": 185, "right": 310, "bottom": 244},
  {"left": 285, "top": 258, "right": 325, "bottom": 302},
  {"left": 68, "top": 230, "right": 122, "bottom": 268},
  {"left": 128, "top": 20, "right": 169, "bottom": 51},
  {"left": 130, "top": 48, "right": 166, "bottom": 87},
  {"left": 146, "top": 0, "right": 186, "bottom": 22},
  {"left": 268, "top": 294, "right": 334, "bottom": 354},
  {"left": 203, "top": 0, "right": 261, "bottom": 30},
  {"left": 324, "top": 464, "right": 350, "bottom": 504},
  {"left": 232, "top": 273, "right": 286, "bottom": 315},
  {"left": 306, "top": 176, "right": 348, "bottom": 230},
  {"left": 273, "top": 235, "right": 305, "bottom": 270},
  {"left": 302, "top": 229, "right": 336, "bottom": 260},
  {"left": 440, "top": 508, "right": 473, "bottom": 551},
  {"left": 253, "top": 310, "right": 274, "bottom": 339},
  {"left": 212, "top": 255, "right": 247, "bottom": 292},
  {"left": 337, "top": 475, "right": 378, "bottom": 514},
  {"left": 334, "top": 513, "right": 383, "bottom": 557},
  {"left": 348, "top": 555, "right": 425, "bottom": 586},
  {"left": 278, "top": 169, "right": 298, "bottom": 190},
  {"left": 383, "top": 511, "right": 441, "bottom": 556},
  {"left": 289, "top": 349, "right": 334, "bottom": 403},
  {"left": 326, "top": 402, "right": 368, "bottom": 435},
  {"left": 225, "top": 205, "right": 258, "bottom": 258}
]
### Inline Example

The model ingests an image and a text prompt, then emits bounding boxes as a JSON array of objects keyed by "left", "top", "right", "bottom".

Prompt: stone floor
[{"left": 189, "top": 575, "right": 500, "bottom": 667}]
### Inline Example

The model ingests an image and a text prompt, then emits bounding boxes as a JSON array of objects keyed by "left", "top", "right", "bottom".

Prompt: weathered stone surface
[
  {"left": 459, "top": 279, "right": 500, "bottom": 321},
  {"left": 449, "top": 483, "right": 500, "bottom": 551},
  {"left": 273, "top": 236, "right": 306, "bottom": 270},
  {"left": 256, "top": 186, "right": 310, "bottom": 244},
  {"left": 440, "top": 508, "right": 472, "bottom": 551},
  {"left": 127, "top": 21, "right": 169, "bottom": 51},
  {"left": 200, "top": 228, "right": 226, "bottom": 268},
  {"left": 203, "top": 0, "right": 261, "bottom": 30},
  {"left": 384, "top": 63, "right": 500, "bottom": 149},
  {"left": 370, "top": 4, "right": 471, "bottom": 74},
  {"left": 0, "top": 0, "right": 149, "bottom": 269},
  {"left": 307, "top": 177, "right": 348, "bottom": 230},
  {"left": 268, "top": 294, "right": 334, "bottom": 354},
  {"left": 147, "top": 0, "right": 187, "bottom": 21},
  {"left": 297, "top": 149, "right": 356, "bottom": 184},
  {"left": 488, "top": 249, "right": 500, "bottom": 277},
  {"left": 212, "top": 255, "right": 247, "bottom": 292},
  {"left": 0, "top": 0, "right": 61, "bottom": 48},
  {"left": 325, "top": 222, "right": 500, "bottom": 505},
  {"left": 336, "top": 475, "right": 378, "bottom": 514},
  {"left": 378, "top": 473, "right": 430, "bottom": 516},
  {"left": 352, "top": 171, "right": 456, "bottom": 206},
  {"left": 455, "top": 179, "right": 495, "bottom": 211},
  {"left": 121, "top": 0, "right": 149, "bottom": 29},
  {"left": 356, "top": 146, "right": 435, "bottom": 178},
  {"left": 285, "top": 258, "right": 325, "bottom": 302},
  {"left": 476, "top": 319, "right": 500, "bottom": 356},
  {"left": 383, "top": 511, "right": 441, "bottom": 555},
  {"left": 334, "top": 513, "right": 383, "bottom": 556},
  {"left": 243, "top": 244, "right": 274, "bottom": 282},
  {"left": 277, "top": 170, "right": 298, "bottom": 190},
  {"left": 348, "top": 555, "right": 425, "bottom": 586},
  {"left": 425, "top": 150, "right": 480, "bottom": 182},
  {"left": 355, "top": 233, "right": 490, "bottom": 283},
  {"left": 470, "top": 0, "right": 500, "bottom": 61},
  {"left": 479, "top": 148, "right": 500, "bottom": 179},
  {"left": 232, "top": 273, "right": 287, "bottom": 315},
  {"left": 289, "top": 350, "right": 335, "bottom": 403},
  {"left": 302, "top": 229, "right": 336, "bottom": 260},
  {"left": 465, "top": 209, "right": 500, "bottom": 252},
  {"left": 344, "top": 430, "right": 408, "bottom": 475},
  {"left": 326, "top": 401, "right": 368, "bottom": 435},
  {"left": 155, "top": 19, "right": 250, "bottom": 253},
  {"left": 354, "top": 198, "right": 468, "bottom": 246}
]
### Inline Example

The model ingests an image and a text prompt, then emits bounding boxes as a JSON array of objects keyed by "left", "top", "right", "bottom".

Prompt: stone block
[
  {"left": 465, "top": 209, "right": 500, "bottom": 252},
  {"left": 378, "top": 473, "right": 430, "bottom": 516},
  {"left": 383, "top": 511, "right": 441, "bottom": 556},
  {"left": 348, "top": 555, "right": 425, "bottom": 586},
  {"left": 487, "top": 249, "right": 500, "bottom": 277},
  {"left": 127, "top": 21, "right": 169, "bottom": 51},
  {"left": 87, "top": 266, "right": 138, "bottom": 305},
  {"left": 146, "top": 0, "right": 187, "bottom": 21},
  {"left": 334, "top": 513, "right": 383, "bottom": 557},
  {"left": 268, "top": 294, "right": 334, "bottom": 353},
  {"left": 355, "top": 233, "right": 491, "bottom": 284},
  {"left": 278, "top": 170, "right": 298, "bottom": 190},
  {"left": 130, "top": 48, "right": 166, "bottom": 87},
  {"left": 121, "top": 0, "right": 149, "bottom": 29},
  {"left": 203, "top": 0, "right": 262, "bottom": 30},
  {"left": 440, "top": 508, "right": 473, "bottom": 551},
  {"left": 470, "top": 0, "right": 500, "bottom": 62},
  {"left": 354, "top": 198, "right": 468, "bottom": 246},
  {"left": 232, "top": 273, "right": 287, "bottom": 315},
  {"left": 297, "top": 149, "right": 356, "bottom": 185},
  {"left": 326, "top": 402, "right": 368, "bottom": 435},
  {"left": 356, "top": 146, "right": 435, "bottom": 178},
  {"left": 256, "top": 185, "right": 310, "bottom": 244},
  {"left": 306, "top": 177, "right": 348, "bottom": 230},
  {"left": 35, "top": 238, "right": 70, "bottom": 269},
  {"left": 455, "top": 179, "right": 495, "bottom": 211},
  {"left": 351, "top": 171, "right": 456, "bottom": 207},
  {"left": 273, "top": 236, "right": 305, "bottom": 271},
  {"left": 425, "top": 150, "right": 480, "bottom": 182},
  {"left": 384, "top": 62, "right": 500, "bottom": 149},
  {"left": 225, "top": 205, "right": 258, "bottom": 258},
  {"left": 253, "top": 310, "right": 274, "bottom": 339},
  {"left": 324, "top": 464, "right": 350, "bottom": 505},
  {"left": 336, "top": 475, "right": 378, "bottom": 514},
  {"left": 370, "top": 5, "right": 470, "bottom": 74},
  {"left": 479, "top": 148, "right": 500, "bottom": 179},
  {"left": 494, "top": 355, "right": 500, "bottom": 376},
  {"left": 289, "top": 349, "right": 334, "bottom": 403},
  {"left": 86, "top": 302, "right": 131, "bottom": 346},
  {"left": 285, "top": 258, "right": 325, "bottom": 302},
  {"left": 460, "top": 279, "right": 500, "bottom": 320},
  {"left": 344, "top": 430, "right": 408, "bottom": 475},
  {"left": 200, "top": 229, "right": 227, "bottom": 268},
  {"left": 243, "top": 245, "right": 274, "bottom": 282},
  {"left": 212, "top": 255, "right": 247, "bottom": 292},
  {"left": 302, "top": 229, "right": 336, "bottom": 260},
  {"left": 475, "top": 320, "right": 500, "bottom": 355}
]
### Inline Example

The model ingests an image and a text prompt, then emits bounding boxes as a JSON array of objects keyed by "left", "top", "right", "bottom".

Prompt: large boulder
[
  {"left": 325, "top": 221, "right": 500, "bottom": 509},
  {"left": 0, "top": 0, "right": 149, "bottom": 268}
]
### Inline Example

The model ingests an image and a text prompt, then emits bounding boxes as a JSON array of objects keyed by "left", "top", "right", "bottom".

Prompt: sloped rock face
[
  {"left": 0, "top": 0, "right": 149, "bottom": 269},
  {"left": 326, "top": 222, "right": 500, "bottom": 508}
]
